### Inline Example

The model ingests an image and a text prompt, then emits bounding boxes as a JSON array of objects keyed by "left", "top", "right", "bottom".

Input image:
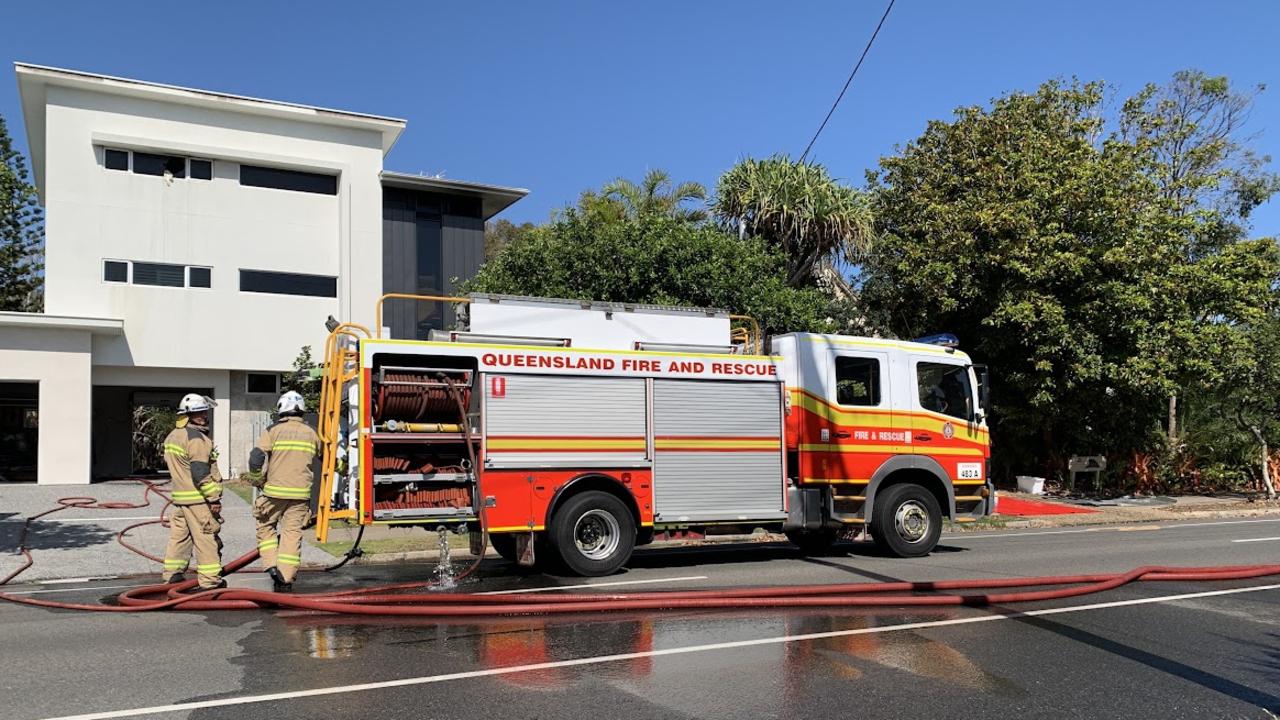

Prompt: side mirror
[{"left": 973, "top": 364, "right": 991, "bottom": 413}]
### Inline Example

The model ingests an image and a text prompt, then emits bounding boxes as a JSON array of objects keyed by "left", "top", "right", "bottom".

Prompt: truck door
[
  {"left": 910, "top": 356, "right": 985, "bottom": 488},
  {"left": 819, "top": 349, "right": 894, "bottom": 483}
]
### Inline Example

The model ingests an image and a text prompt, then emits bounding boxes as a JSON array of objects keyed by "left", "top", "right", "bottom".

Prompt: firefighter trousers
[
  {"left": 254, "top": 496, "right": 309, "bottom": 583},
  {"left": 162, "top": 503, "right": 223, "bottom": 588}
]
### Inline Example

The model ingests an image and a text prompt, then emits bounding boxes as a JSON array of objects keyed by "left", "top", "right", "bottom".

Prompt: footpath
[{"left": 2, "top": 480, "right": 1278, "bottom": 583}]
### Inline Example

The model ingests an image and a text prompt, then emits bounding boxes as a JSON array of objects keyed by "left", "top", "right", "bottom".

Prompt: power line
[{"left": 798, "top": 0, "right": 896, "bottom": 162}]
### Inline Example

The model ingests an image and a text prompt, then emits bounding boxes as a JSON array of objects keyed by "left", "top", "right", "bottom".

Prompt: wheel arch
[
  {"left": 544, "top": 472, "right": 642, "bottom": 532},
  {"left": 865, "top": 455, "right": 955, "bottom": 525}
]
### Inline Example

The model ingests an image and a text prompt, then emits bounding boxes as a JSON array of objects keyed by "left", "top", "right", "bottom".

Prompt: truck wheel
[
  {"left": 870, "top": 484, "right": 942, "bottom": 558},
  {"left": 786, "top": 529, "right": 839, "bottom": 555},
  {"left": 489, "top": 534, "right": 519, "bottom": 563},
  {"left": 549, "top": 491, "right": 635, "bottom": 577}
]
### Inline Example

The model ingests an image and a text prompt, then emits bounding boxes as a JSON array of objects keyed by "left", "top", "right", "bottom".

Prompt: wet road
[{"left": 3, "top": 517, "right": 1279, "bottom": 720}]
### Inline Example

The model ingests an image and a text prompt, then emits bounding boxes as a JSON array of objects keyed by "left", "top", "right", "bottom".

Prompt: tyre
[
  {"left": 489, "top": 533, "right": 519, "bottom": 563},
  {"left": 870, "top": 483, "right": 942, "bottom": 558},
  {"left": 786, "top": 529, "right": 840, "bottom": 555},
  {"left": 548, "top": 491, "right": 636, "bottom": 577}
]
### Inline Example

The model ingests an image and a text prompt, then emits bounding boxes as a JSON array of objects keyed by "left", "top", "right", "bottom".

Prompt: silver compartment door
[
  {"left": 484, "top": 374, "right": 648, "bottom": 467},
  {"left": 652, "top": 379, "right": 785, "bottom": 522}
]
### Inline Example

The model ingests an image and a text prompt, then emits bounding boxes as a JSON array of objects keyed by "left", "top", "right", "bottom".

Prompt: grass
[
  {"left": 223, "top": 479, "right": 255, "bottom": 504},
  {"left": 314, "top": 532, "right": 473, "bottom": 557},
  {"left": 946, "top": 516, "right": 1009, "bottom": 532}
]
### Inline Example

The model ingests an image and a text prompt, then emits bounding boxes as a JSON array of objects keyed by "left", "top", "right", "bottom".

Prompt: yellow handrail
[
  {"left": 375, "top": 293, "right": 471, "bottom": 338},
  {"left": 730, "top": 314, "right": 763, "bottom": 355},
  {"left": 315, "top": 322, "right": 370, "bottom": 542}
]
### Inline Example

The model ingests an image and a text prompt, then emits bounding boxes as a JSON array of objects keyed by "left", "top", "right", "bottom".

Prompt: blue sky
[{"left": 4, "top": 1, "right": 1279, "bottom": 235}]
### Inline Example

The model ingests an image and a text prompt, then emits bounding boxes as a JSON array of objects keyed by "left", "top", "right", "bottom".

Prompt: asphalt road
[{"left": 2, "top": 517, "right": 1279, "bottom": 720}]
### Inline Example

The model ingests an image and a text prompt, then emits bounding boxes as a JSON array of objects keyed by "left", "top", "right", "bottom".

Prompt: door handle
[
  {"left": 834, "top": 431, "right": 851, "bottom": 439},
  {"left": 915, "top": 433, "right": 934, "bottom": 442}
]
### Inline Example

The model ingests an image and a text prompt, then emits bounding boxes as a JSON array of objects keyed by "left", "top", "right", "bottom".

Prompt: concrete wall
[
  {"left": 0, "top": 327, "right": 93, "bottom": 485},
  {"left": 42, "top": 84, "right": 388, "bottom": 372},
  {"left": 228, "top": 370, "right": 276, "bottom": 477}
]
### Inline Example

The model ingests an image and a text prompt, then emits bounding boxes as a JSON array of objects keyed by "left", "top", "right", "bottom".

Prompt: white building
[{"left": 1, "top": 63, "right": 526, "bottom": 485}]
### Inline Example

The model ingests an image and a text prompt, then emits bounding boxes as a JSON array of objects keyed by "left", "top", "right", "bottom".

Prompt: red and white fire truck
[{"left": 315, "top": 294, "right": 993, "bottom": 576}]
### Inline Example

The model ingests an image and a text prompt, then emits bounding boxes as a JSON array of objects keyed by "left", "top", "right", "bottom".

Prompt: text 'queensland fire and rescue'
[{"left": 479, "top": 352, "right": 778, "bottom": 377}]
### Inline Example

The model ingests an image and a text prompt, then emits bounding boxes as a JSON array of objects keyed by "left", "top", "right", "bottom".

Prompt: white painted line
[
  {"left": 1232, "top": 536, "right": 1280, "bottom": 544},
  {"left": 6, "top": 583, "right": 151, "bottom": 596},
  {"left": 952, "top": 516, "right": 1280, "bottom": 540},
  {"left": 40, "top": 582, "right": 1280, "bottom": 720},
  {"left": 479, "top": 575, "right": 709, "bottom": 595},
  {"left": 39, "top": 577, "right": 103, "bottom": 585}
]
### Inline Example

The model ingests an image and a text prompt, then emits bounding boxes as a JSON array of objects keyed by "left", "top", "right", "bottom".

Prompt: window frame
[
  {"left": 189, "top": 158, "right": 213, "bottom": 181},
  {"left": 238, "top": 164, "right": 339, "bottom": 196},
  {"left": 832, "top": 352, "right": 885, "bottom": 408},
  {"left": 913, "top": 359, "right": 976, "bottom": 422},
  {"left": 104, "top": 148, "right": 130, "bottom": 172},
  {"left": 187, "top": 266, "right": 213, "bottom": 289},
  {"left": 245, "top": 373, "right": 281, "bottom": 395},
  {"left": 239, "top": 269, "right": 338, "bottom": 298},
  {"left": 132, "top": 152, "right": 187, "bottom": 179},
  {"left": 102, "top": 259, "right": 130, "bottom": 284}
]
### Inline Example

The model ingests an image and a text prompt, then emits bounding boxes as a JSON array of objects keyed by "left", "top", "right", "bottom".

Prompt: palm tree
[
  {"left": 713, "top": 155, "right": 873, "bottom": 288},
  {"left": 602, "top": 169, "right": 708, "bottom": 223}
]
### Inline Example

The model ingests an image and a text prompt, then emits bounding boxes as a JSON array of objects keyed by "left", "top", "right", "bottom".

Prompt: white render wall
[
  {"left": 0, "top": 327, "right": 93, "bottom": 485},
  {"left": 41, "top": 84, "right": 387, "bottom": 373}
]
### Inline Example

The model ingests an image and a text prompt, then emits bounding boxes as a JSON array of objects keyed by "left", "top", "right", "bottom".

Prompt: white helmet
[
  {"left": 276, "top": 390, "right": 306, "bottom": 415},
  {"left": 177, "top": 393, "right": 215, "bottom": 415}
]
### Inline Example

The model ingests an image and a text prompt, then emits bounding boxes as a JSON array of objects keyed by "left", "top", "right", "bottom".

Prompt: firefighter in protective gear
[
  {"left": 161, "top": 393, "right": 225, "bottom": 590},
  {"left": 248, "top": 390, "right": 319, "bottom": 592}
]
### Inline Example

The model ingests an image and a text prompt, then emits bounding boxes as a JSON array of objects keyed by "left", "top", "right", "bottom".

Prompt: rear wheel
[
  {"left": 870, "top": 483, "right": 942, "bottom": 557},
  {"left": 785, "top": 529, "right": 840, "bottom": 555},
  {"left": 549, "top": 491, "right": 636, "bottom": 576}
]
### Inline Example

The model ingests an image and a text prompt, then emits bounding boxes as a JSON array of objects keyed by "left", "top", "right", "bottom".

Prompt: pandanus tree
[{"left": 713, "top": 155, "right": 873, "bottom": 289}]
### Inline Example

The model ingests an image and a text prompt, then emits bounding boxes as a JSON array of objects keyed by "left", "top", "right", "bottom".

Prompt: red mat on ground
[{"left": 996, "top": 495, "right": 1099, "bottom": 516}]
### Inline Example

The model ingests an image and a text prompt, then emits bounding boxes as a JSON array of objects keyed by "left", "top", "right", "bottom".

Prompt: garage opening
[
  {"left": 91, "top": 387, "right": 212, "bottom": 480},
  {"left": 0, "top": 382, "right": 39, "bottom": 483}
]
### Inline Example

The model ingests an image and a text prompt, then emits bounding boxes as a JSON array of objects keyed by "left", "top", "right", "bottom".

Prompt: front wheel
[
  {"left": 870, "top": 484, "right": 942, "bottom": 558},
  {"left": 786, "top": 529, "right": 840, "bottom": 555},
  {"left": 489, "top": 533, "right": 519, "bottom": 563},
  {"left": 548, "top": 491, "right": 636, "bottom": 577}
]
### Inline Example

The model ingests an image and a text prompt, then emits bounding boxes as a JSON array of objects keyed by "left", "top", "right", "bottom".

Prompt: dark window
[
  {"left": 189, "top": 159, "right": 212, "bottom": 180},
  {"left": 240, "top": 269, "right": 337, "bottom": 298},
  {"left": 188, "top": 267, "right": 211, "bottom": 288},
  {"left": 414, "top": 212, "right": 443, "bottom": 338},
  {"left": 916, "top": 362, "right": 974, "bottom": 421},
  {"left": 240, "top": 165, "right": 337, "bottom": 195},
  {"left": 131, "top": 262, "right": 186, "bottom": 287},
  {"left": 246, "top": 373, "right": 279, "bottom": 394},
  {"left": 835, "top": 356, "right": 881, "bottom": 406},
  {"left": 104, "top": 149, "right": 129, "bottom": 171},
  {"left": 132, "top": 153, "right": 186, "bottom": 178},
  {"left": 103, "top": 260, "right": 128, "bottom": 283}
]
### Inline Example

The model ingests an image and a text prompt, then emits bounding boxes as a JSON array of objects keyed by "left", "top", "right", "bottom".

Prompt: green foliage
[
  {"left": 601, "top": 169, "right": 708, "bottom": 223},
  {"left": 862, "top": 77, "right": 1280, "bottom": 484},
  {"left": 484, "top": 219, "right": 535, "bottom": 261},
  {"left": 464, "top": 209, "right": 838, "bottom": 337},
  {"left": 283, "top": 346, "right": 322, "bottom": 411},
  {"left": 132, "top": 405, "right": 176, "bottom": 472},
  {"left": 714, "top": 155, "right": 872, "bottom": 288},
  {"left": 0, "top": 114, "right": 43, "bottom": 312}
]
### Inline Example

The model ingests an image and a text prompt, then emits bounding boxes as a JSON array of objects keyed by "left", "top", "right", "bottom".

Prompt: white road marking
[
  {"left": 42, "top": 516, "right": 159, "bottom": 524},
  {"left": 38, "top": 577, "right": 105, "bottom": 585},
  {"left": 479, "top": 575, "right": 709, "bottom": 595},
  {"left": 1232, "top": 536, "right": 1280, "bottom": 544},
  {"left": 41, "top": 582, "right": 1280, "bottom": 720},
  {"left": 952, "top": 516, "right": 1280, "bottom": 540}
]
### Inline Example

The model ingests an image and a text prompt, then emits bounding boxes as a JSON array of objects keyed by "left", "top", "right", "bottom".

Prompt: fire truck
[{"left": 315, "top": 294, "right": 993, "bottom": 576}]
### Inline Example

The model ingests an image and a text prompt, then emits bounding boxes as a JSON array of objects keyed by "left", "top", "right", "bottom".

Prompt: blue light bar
[{"left": 913, "top": 333, "right": 960, "bottom": 348}]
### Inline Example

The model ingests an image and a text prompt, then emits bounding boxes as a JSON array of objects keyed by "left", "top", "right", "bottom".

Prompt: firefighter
[
  {"left": 161, "top": 393, "right": 225, "bottom": 591},
  {"left": 247, "top": 390, "right": 320, "bottom": 593}
]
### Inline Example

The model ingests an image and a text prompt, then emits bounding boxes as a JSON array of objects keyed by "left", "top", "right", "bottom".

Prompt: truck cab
[{"left": 773, "top": 333, "right": 993, "bottom": 556}]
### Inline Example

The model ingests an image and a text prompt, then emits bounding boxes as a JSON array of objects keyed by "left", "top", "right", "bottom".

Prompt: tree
[
  {"left": 283, "top": 346, "right": 322, "bottom": 411},
  {"left": 1120, "top": 70, "right": 1280, "bottom": 442},
  {"left": 861, "top": 79, "right": 1277, "bottom": 482},
  {"left": 0, "top": 114, "right": 43, "bottom": 311},
  {"left": 713, "top": 155, "right": 872, "bottom": 289},
  {"left": 484, "top": 219, "right": 535, "bottom": 261},
  {"left": 464, "top": 208, "right": 839, "bottom": 338},
  {"left": 601, "top": 169, "right": 708, "bottom": 223}
]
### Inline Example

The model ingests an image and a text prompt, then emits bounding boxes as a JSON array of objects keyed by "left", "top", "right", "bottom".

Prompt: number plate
[{"left": 957, "top": 462, "right": 983, "bottom": 480}]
